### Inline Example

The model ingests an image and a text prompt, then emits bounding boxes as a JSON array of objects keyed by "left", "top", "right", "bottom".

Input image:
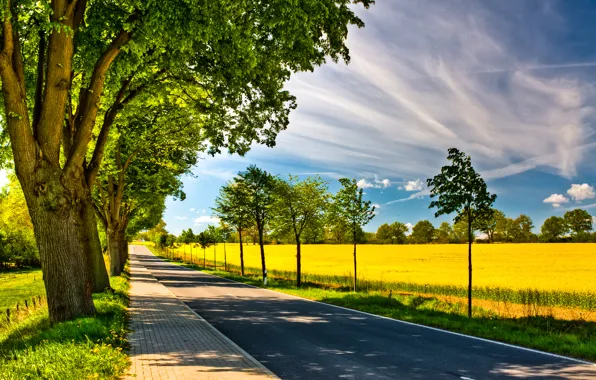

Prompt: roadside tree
[
  {"left": 332, "top": 178, "right": 375, "bottom": 292},
  {"left": 427, "top": 148, "right": 496, "bottom": 318},
  {"left": 272, "top": 175, "right": 328, "bottom": 287}
]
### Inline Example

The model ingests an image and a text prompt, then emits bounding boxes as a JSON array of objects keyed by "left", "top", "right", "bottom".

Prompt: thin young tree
[
  {"left": 333, "top": 178, "right": 375, "bottom": 292},
  {"left": 213, "top": 182, "right": 252, "bottom": 276},
  {"left": 272, "top": 175, "right": 328, "bottom": 287},
  {"left": 427, "top": 148, "right": 496, "bottom": 318},
  {"left": 237, "top": 166, "right": 276, "bottom": 284}
]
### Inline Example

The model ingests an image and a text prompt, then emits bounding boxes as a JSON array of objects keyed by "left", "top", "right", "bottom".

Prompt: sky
[
  {"left": 4, "top": 1, "right": 592, "bottom": 235},
  {"left": 162, "top": 0, "right": 596, "bottom": 235}
]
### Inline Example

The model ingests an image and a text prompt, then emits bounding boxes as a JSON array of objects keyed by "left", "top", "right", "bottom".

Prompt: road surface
[{"left": 132, "top": 245, "right": 596, "bottom": 379}]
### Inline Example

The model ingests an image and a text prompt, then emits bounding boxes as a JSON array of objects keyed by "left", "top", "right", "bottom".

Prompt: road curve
[{"left": 131, "top": 245, "right": 596, "bottom": 380}]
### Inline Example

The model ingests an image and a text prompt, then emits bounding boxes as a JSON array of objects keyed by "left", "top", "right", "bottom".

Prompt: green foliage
[
  {"left": 236, "top": 165, "right": 277, "bottom": 240},
  {"left": 411, "top": 220, "right": 435, "bottom": 244},
  {"left": 434, "top": 222, "right": 452, "bottom": 244},
  {"left": 178, "top": 228, "right": 196, "bottom": 244},
  {"left": 213, "top": 180, "right": 253, "bottom": 238},
  {"left": 197, "top": 231, "right": 212, "bottom": 250},
  {"left": 564, "top": 209, "right": 593, "bottom": 241},
  {"left": 0, "top": 177, "right": 39, "bottom": 268},
  {"left": 427, "top": 148, "right": 496, "bottom": 233},
  {"left": 376, "top": 222, "right": 408, "bottom": 244},
  {"left": 271, "top": 175, "right": 329, "bottom": 243},
  {"left": 331, "top": 178, "right": 375, "bottom": 242},
  {"left": 541, "top": 216, "right": 569, "bottom": 242}
]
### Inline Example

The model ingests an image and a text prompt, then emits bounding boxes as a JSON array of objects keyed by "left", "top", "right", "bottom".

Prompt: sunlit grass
[{"left": 0, "top": 275, "right": 129, "bottom": 379}]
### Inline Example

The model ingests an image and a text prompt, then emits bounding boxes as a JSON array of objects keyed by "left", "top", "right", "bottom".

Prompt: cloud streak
[{"left": 269, "top": 0, "right": 596, "bottom": 181}]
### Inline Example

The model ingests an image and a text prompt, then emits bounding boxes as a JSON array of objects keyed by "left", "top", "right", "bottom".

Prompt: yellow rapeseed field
[{"left": 174, "top": 243, "right": 596, "bottom": 293}]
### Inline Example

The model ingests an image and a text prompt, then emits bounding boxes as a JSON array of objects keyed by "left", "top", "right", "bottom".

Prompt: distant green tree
[
  {"left": 540, "top": 216, "right": 568, "bottom": 242},
  {"left": 376, "top": 224, "right": 392, "bottom": 243},
  {"left": 219, "top": 223, "right": 232, "bottom": 271},
  {"left": 434, "top": 222, "right": 452, "bottom": 244},
  {"left": 411, "top": 220, "right": 435, "bottom": 244},
  {"left": 476, "top": 209, "right": 504, "bottom": 243},
  {"left": 213, "top": 181, "right": 253, "bottom": 275},
  {"left": 376, "top": 222, "right": 408, "bottom": 244},
  {"left": 564, "top": 209, "right": 593, "bottom": 241},
  {"left": 332, "top": 178, "right": 375, "bottom": 291},
  {"left": 450, "top": 219, "right": 468, "bottom": 243},
  {"left": 515, "top": 214, "right": 534, "bottom": 242},
  {"left": 272, "top": 175, "right": 329, "bottom": 287},
  {"left": 237, "top": 166, "right": 277, "bottom": 283},
  {"left": 428, "top": 148, "right": 496, "bottom": 318}
]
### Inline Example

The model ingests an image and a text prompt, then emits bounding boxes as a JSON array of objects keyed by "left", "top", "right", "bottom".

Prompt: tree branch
[
  {"left": 65, "top": 27, "right": 133, "bottom": 174},
  {"left": 32, "top": 24, "right": 46, "bottom": 136}
]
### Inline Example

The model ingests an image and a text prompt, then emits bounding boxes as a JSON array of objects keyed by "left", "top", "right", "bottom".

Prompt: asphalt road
[{"left": 131, "top": 245, "right": 596, "bottom": 380}]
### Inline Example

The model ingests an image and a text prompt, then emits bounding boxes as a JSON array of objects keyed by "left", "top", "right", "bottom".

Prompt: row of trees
[
  {"left": 375, "top": 208, "right": 595, "bottom": 244},
  {"left": 0, "top": 0, "right": 372, "bottom": 321},
  {"left": 212, "top": 166, "right": 375, "bottom": 288}
]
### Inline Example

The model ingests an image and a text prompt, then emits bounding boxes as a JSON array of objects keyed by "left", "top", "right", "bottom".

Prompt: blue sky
[{"left": 163, "top": 1, "right": 596, "bottom": 234}]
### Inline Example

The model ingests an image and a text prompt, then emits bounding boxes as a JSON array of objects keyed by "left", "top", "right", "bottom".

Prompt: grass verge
[
  {"left": 147, "top": 245, "right": 596, "bottom": 362},
  {"left": 0, "top": 274, "right": 130, "bottom": 379}
]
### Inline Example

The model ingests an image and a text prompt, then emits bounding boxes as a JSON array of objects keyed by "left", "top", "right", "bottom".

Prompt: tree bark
[
  {"left": 82, "top": 200, "right": 110, "bottom": 292},
  {"left": 107, "top": 228, "right": 121, "bottom": 276},
  {"left": 468, "top": 216, "right": 473, "bottom": 319},
  {"left": 23, "top": 168, "right": 96, "bottom": 321},
  {"left": 239, "top": 229, "right": 245, "bottom": 276}
]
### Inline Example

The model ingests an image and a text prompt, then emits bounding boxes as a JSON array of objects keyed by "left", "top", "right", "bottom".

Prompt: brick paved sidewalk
[{"left": 126, "top": 246, "right": 277, "bottom": 379}]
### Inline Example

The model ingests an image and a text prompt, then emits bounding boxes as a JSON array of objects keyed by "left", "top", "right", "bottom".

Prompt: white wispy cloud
[
  {"left": 267, "top": 1, "right": 596, "bottom": 181},
  {"left": 405, "top": 223, "right": 413, "bottom": 234},
  {"left": 176, "top": 216, "right": 188, "bottom": 220},
  {"left": 189, "top": 208, "right": 196, "bottom": 212},
  {"left": 543, "top": 193, "right": 569, "bottom": 208},
  {"left": 567, "top": 183, "right": 595, "bottom": 202}
]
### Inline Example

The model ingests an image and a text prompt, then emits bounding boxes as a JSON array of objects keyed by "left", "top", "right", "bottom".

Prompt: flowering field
[{"left": 178, "top": 243, "right": 596, "bottom": 293}]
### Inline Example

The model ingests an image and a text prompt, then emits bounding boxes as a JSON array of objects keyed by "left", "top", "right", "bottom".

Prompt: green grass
[
  {"left": 150, "top": 246, "right": 596, "bottom": 362},
  {"left": 0, "top": 269, "right": 45, "bottom": 311},
  {"left": 0, "top": 274, "right": 130, "bottom": 379}
]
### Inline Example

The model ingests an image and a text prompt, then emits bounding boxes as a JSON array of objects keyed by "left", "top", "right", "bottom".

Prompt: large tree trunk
[
  {"left": 107, "top": 228, "right": 122, "bottom": 277},
  {"left": 239, "top": 229, "right": 245, "bottom": 276},
  {"left": 23, "top": 169, "right": 96, "bottom": 322},
  {"left": 82, "top": 200, "right": 110, "bottom": 292}
]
